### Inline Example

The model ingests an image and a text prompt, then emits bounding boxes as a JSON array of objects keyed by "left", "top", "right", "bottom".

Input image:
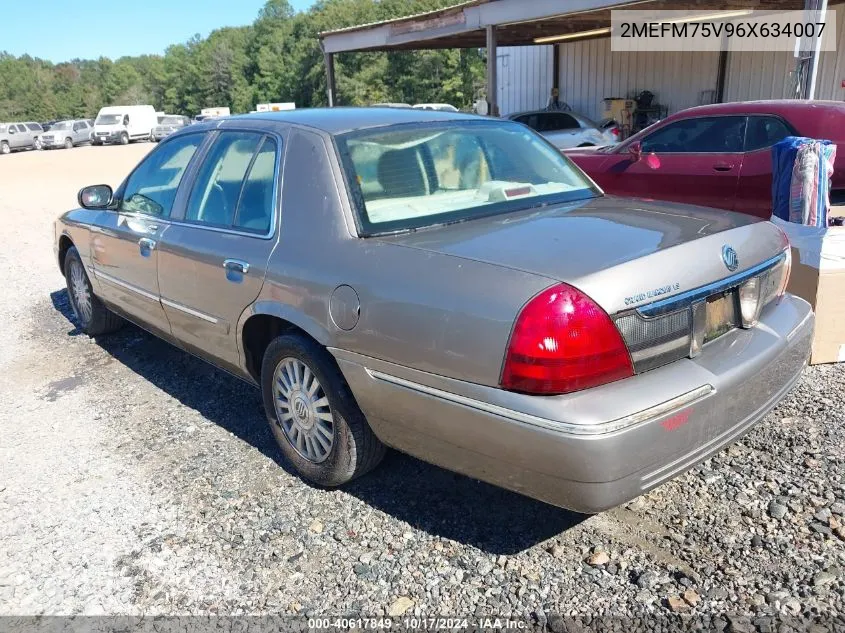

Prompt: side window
[
  {"left": 428, "top": 131, "right": 490, "bottom": 190},
  {"left": 120, "top": 133, "right": 203, "bottom": 217},
  {"left": 744, "top": 116, "right": 792, "bottom": 152},
  {"left": 185, "top": 132, "right": 264, "bottom": 227},
  {"left": 233, "top": 137, "right": 278, "bottom": 234},
  {"left": 72, "top": 122, "right": 83, "bottom": 132},
  {"left": 547, "top": 113, "right": 580, "bottom": 131},
  {"left": 26, "top": 123, "right": 42, "bottom": 132},
  {"left": 641, "top": 116, "right": 746, "bottom": 153}
]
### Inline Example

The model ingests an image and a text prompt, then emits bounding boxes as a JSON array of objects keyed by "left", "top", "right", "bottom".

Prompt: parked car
[
  {"left": 507, "top": 110, "right": 620, "bottom": 150},
  {"left": 92, "top": 105, "right": 158, "bottom": 145},
  {"left": 54, "top": 108, "right": 812, "bottom": 513},
  {"left": 0, "top": 122, "right": 43, "bottom": 154},
  {"left": 413, "top": 103, "right": 459, "bottom": 112},
  {"left": 151, "top": 115, "right": 192, "bottom": 142},
  {"left": 567, "top": 101, "right": 845, "bottom": 218},
  {"left": 41, "top": 119, "right": 93, "bottom": 149}
]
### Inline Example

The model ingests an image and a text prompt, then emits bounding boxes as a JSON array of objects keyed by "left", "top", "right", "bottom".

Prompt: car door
[
  {"left": 26, "top": 123, "right": 42, "bottom": 148},
  {"left": 72, "top": 121, "right": 86, "bottom": 145},
  {"left": 734, "top": 115, "right": 794, "bottom": 218},
  {"left": 9, "top": 124, "right": 27, "bottom": 149},
  {"left": 90, "top": 132, "right": 206, "bottom": 336},
  {"left": 635, "top": 115, "right": 746, "bottom": 211},
  {"left": 156, "top": 128, "right": 282, "bottom": 370}
]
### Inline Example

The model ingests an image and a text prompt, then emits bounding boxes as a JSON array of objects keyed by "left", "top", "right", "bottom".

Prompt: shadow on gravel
[{"left": 51, "top": 289, "right": 585, "bottom": 554}]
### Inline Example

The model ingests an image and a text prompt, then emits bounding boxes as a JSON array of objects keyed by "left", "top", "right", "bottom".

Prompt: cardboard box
[
  {"left": 776, "top": 213, "right": 845, "bottom": 364},
  {"left": 788, "top": 246, "right": 845, "bottom": 364}
]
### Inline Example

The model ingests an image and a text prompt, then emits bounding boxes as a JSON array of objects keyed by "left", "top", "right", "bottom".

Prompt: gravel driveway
[{"left": 0, "top": 145, "right": 843, "bottom": 627}]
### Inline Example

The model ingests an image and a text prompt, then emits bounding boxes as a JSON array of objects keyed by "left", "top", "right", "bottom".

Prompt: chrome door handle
[
  {"left": 223, "top": 259, "right": 249, "bottom": 274},
  {"left": 138, "top": 237, "right": 156, "bottom": 250}
]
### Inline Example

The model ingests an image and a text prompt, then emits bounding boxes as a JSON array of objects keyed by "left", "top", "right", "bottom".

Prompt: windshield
[
  {"left": 96, "top": 114, "right": 121, "bottom": 125},
  {"left": 161, "top": 116, "right": 184, "bottom": 125},
  {"left": 337, "top": 120, "right": 598, "bottom": 235},
  {"left": 51, "top": 121, "right": 72, "bottom": 130}
]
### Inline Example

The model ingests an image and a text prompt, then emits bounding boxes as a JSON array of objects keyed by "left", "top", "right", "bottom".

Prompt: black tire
[
  {"left": 120, "top": 132, "right": 129, "bottom": 145},
  {"left": 92, "top": 139, "right": 102, "bottom": 146},
  {"left": 64, "top": 246, "right": 123, "bottom": 336},
  {"left": 64, "top": 137, "right": 73, "bottom": 150},
  {"left": 0, "top": 141, "right": 9, "bottom": 155},
  {"left": 261, "top": 334, "right": 385, "bottom": 487}
]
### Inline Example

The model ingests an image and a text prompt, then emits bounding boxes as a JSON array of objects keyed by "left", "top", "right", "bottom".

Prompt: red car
[{"left": 567, "top": 100, "right": 845, "bottom": 219}]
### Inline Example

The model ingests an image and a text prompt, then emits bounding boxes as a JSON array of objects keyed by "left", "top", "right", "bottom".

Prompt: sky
[{"left": 3, "top": 0, "right": 315, "bottom": 63}]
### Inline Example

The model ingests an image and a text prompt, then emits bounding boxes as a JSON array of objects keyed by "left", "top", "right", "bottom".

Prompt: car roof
[
  {"left": 668, "top": 100, "right": 845, "bottom": 119},
  {"left": 227, "top": 106, "right": 484, "bottom": 135}
]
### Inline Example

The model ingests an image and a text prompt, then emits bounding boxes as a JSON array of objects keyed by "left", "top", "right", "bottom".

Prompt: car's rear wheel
[
  {"left": 64, "top": 137, "right": 73, "bottom": 150},
  {"left": 261, "top": 334, "right": 385, "bottom": 487},
  {"left": 120, "top": 132, "right": 129, "bottom": 145},
  {"left": 33, "top": 138, "right": 42, "bottom": 150},
  {"left": 64, "top": 247, "right": 123, "bottom": 336},
  {"left": 1, "top": 142, "right": 9, "bottom": 155}
]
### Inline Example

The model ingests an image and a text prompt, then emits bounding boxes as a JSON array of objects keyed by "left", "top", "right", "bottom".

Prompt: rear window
[
  {"left": 337, "top": 120, "right": 598, "bottom": 235},
  {"left": 26, "top": 123, "right": 42, "bottom": 132}
]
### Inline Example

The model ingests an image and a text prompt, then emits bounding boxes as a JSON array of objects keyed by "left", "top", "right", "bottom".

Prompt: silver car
[
  {"left": 507, "top": 110, "right": 620, "bottom": 149},
  {"left": 152, "top": 115, "right": 192, "bottom": 142},
  {"left": 40, "top": 119, "right": 93, "bottom": 150},
  {"left": 0, "top": 122, "right": 44, "bottom": 154},
  {"left": 53, "top": 108, "right": 812, "bottom": 512}
]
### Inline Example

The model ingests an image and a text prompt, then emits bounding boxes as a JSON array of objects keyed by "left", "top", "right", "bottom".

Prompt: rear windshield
[
  {"left": 337, "top": 120, "right": 598, "bottom": 235},
  {"left": 161, "top": 116, "right": 184, "bottom": 125}
]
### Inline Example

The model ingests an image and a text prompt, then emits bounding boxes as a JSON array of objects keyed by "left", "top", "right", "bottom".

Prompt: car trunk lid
[{"left": 376, "top": 195, "right": 786, "bottom": 315}]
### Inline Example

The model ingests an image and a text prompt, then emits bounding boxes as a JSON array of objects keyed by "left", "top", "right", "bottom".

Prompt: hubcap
[
  {"left": 272, "top": 357, "right": 334, "bottom": 463},
  {"left": 69, "top": 261, "right": 92, "bottom": 324}
]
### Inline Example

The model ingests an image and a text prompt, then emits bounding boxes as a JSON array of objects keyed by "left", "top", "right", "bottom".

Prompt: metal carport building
[{"left": 319, "top": 0, "right": 842, "bottom": 122}]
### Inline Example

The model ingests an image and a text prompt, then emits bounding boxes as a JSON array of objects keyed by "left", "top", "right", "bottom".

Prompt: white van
[{"left": 92, "top": 105, "right": 158, "bottom": 145}]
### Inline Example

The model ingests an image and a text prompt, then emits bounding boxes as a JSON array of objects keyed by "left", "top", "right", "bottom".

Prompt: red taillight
[
  {"left": 500, "top": 283, "right": 634, "bottom": 395},
  {"left": 610, "top": 126, "right": 620, "bottom": 139}
]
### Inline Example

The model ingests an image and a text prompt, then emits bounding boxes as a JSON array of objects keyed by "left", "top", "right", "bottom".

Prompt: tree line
[{"left": 0, "top": 0, "right": 486, "bottom": 122}]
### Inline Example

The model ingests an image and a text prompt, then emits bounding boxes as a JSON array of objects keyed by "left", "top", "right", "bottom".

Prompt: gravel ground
[{"left": 0, "top": 144, "right": 844, "bottom": 627}]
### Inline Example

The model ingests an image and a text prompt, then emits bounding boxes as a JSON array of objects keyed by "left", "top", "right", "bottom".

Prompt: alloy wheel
[
  {"left": 69, "top": 260, "right": 92, "bottom": 325},
  {"left": 272, "top": 357, "right": 335, "bottom": 463}
]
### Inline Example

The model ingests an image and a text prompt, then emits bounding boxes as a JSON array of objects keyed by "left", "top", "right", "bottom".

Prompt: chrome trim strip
[
  {"left": 638, "top": 252, "right": 787, "bottom": 317},
  {"left": 93, "top": 270, "right": 158, "bottom": 302},
  {"left": 368, "top": 369, "right": 715, "bottom": 437},
  {"left": 160, "top": 297, "right": 219, "bottom": 324}
]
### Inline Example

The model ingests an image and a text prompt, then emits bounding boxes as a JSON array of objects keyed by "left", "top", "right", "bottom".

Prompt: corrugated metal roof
[{"left": 318, "top": 0, "right": 491, "bottom": 38}]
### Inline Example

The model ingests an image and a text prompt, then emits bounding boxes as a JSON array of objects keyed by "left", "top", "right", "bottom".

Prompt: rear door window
[
  {"left": 546, "top": 113, "right": 581, "bottom": 131},
  {"left": 184, "top": 131, "right": 270, "bottom": 230},
  {"left": 641, "top": 116, "right": 746, "bottom": 153},
  {"left": 26, "top": 123, "right": 42, "bottom": 132},
  {"left": 744, "top": 116, "right": 793, "bottom": 152}
]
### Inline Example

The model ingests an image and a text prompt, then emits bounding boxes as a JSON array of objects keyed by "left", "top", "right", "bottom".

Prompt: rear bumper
[{"left": 333, "top": 294, "right": 813, "bottom": 513}]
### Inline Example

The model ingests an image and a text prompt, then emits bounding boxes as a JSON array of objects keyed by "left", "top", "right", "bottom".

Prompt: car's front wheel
[
  {"left": 261, "top": 334, "right": 385, "bottom": 487},
  {"left": 64, "top": 137, "right": 73, "bottom": 150},
  {"left": 64, "top": 247, "right": 123, "bottom": 336},
  {"left": 120, "top": 132, "right": 129, "bottom": 145}
]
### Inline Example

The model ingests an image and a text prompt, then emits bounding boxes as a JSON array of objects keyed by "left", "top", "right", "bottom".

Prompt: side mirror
[
  {"left": 8, "top": 129, "right": 15, "bottom": 135},
  {"left": 628, "top": 141, "right": 642, "bottom": 162},
  {"left": 78, "top": 184, "right": 114, "bottom": 210}
]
